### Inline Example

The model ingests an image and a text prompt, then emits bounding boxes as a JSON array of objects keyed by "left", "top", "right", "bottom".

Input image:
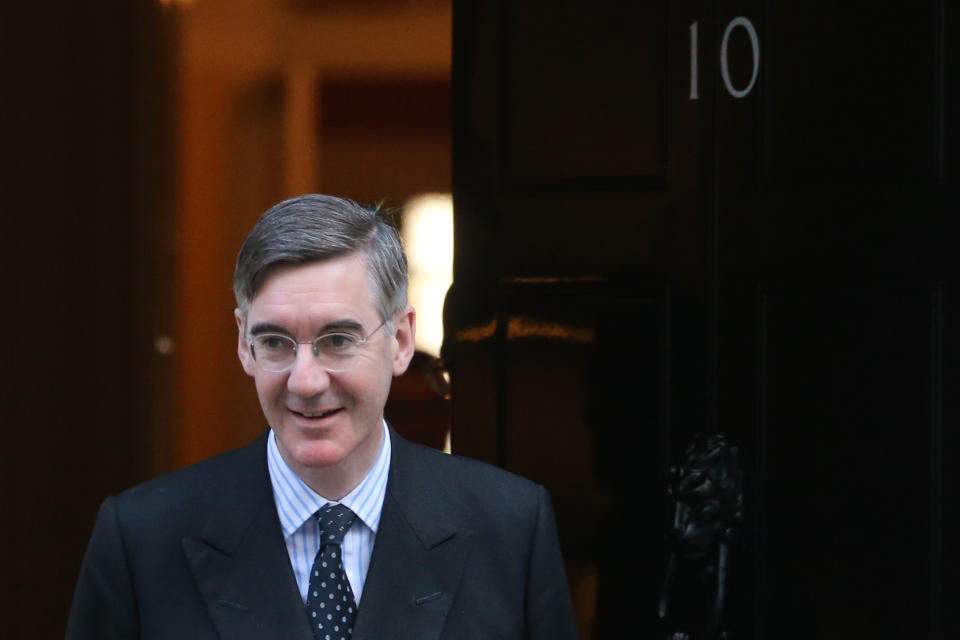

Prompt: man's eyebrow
[
  {"left": 249, "top": 322, "right": 289, "bottom": 336},
  {"left": 319, "top": 319, "right": 365, "bottom": 333},
  {"left": 248, "top": 319, "right": 366, "bottom": 336}
]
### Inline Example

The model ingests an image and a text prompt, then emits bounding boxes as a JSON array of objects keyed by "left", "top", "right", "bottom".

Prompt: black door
[{"left": 448, "top": 1, "right": 957, "bottom": 638}]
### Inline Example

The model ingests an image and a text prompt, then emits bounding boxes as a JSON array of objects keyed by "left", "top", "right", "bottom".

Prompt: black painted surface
[{"left": 451, "top": 1, "right": 957, "bottom": 637}]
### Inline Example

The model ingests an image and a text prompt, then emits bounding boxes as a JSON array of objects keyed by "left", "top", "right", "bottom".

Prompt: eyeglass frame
[{"left": 244, "top": 316, "right": 392, "bottom": 373}]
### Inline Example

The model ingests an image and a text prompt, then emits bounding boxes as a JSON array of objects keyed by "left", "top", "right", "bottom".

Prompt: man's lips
[{"left": 289, "top": 408, "right": 343, "bottom": 419}]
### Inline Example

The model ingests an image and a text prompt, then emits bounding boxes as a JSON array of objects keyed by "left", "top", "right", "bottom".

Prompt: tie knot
[{"left": 316, "top": 503, "right": 356, "bottom": 546}]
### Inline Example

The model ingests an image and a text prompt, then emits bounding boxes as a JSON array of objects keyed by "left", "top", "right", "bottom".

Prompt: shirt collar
[{"left": 266, "top": 421, "right": 391, "bottom": 538}]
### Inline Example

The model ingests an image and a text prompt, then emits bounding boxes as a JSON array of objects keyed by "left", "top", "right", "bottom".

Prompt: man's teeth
[{"left": 301, "top": 409, "right": 337, "bottom": 418}]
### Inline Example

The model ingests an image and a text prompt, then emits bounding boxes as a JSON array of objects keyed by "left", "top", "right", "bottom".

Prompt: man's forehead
[
  {"left": 261, "top": 252, "right": 366, "bottom": 283},
  {"left": 244, "top": 254, "right": 378, "bottom": 322},
  {"left": 257, "top": 254, "right": 364, "bottom": 291}
]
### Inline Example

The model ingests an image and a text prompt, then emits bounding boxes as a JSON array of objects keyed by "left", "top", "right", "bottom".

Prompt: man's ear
[
  {"left": 392, "top": 306, "right": 416, "bottom": 377},
  {"left": 235, "top": 309, "right": 255, "bottom": 376}
]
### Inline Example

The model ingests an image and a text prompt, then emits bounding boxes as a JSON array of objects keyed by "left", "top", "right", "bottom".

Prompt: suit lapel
[
  {"left": 352, "top": 432, "right": 471, "bottom": 640},
  {"left": 182, "top": 434, "right": 313, "bottom": 640}
]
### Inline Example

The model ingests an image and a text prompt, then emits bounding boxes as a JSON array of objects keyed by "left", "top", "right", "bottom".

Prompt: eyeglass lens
[{"left": 251, "top": 333, "right": 361, "bottom": 372}]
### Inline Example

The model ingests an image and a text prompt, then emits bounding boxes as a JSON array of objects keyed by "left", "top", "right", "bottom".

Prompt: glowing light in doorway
[{"left": 402, "top": 193, "right": 453, "bottom": 358}]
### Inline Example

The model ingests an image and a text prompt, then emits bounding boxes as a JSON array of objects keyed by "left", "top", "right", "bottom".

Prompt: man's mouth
[{"left": 293, "top": 408, "right": 342, "bottom": 419}]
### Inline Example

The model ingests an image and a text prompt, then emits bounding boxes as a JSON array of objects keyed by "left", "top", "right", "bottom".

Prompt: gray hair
[{"left": 233, "top": 194, "right": 408, "bottom": 321}]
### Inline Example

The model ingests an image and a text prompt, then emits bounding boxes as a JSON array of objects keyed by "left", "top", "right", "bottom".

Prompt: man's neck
[{"left": 284, "top": 423, "right": 386, "bottom": 501}]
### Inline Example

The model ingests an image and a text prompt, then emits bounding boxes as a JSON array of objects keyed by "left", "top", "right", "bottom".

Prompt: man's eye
[
  {"left": 317, "top": 333, "right": 358, "bottom": 352},
  {"left": 258, "top": 335, "right": 289, "bottom": 351}
]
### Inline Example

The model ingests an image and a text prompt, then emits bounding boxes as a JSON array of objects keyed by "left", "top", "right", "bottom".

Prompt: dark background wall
[{"left": 0, "top": 3, "right": 175, "bottom": 638}]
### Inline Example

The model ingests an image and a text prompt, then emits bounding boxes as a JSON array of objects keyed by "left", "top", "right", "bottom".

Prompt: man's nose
[{"left": 286, "top": 346, "right": 331, "bottom": 396}]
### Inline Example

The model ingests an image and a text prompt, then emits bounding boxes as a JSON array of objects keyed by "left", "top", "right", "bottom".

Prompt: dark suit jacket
[{"left": 66, "top": 429, "right": 578, "bottom": 639}]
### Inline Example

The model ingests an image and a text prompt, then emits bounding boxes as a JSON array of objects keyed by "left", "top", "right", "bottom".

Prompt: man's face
[{"left": 236, "top": 252, "right": 415, "bottom": 487}]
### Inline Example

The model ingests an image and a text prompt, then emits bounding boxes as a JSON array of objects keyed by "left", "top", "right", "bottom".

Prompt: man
[{"left": 67, "top": 194, "right": 578, "bottom": 639}]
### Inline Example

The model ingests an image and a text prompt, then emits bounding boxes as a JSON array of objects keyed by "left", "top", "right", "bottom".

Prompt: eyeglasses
[{"left": 246, "top": 317, "right": 390, "bottom": 373}]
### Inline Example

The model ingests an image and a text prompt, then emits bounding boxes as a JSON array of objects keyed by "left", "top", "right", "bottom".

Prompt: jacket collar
[
  {"left": 182, "top": 432, "right": 314, "bottom": 640},
  {"left": 351, "top": 429, "right": 470, "bottom": 640}
]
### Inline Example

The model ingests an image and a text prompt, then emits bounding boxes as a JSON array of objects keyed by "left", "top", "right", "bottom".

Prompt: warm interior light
[{"left": 402, "top": 193, "right": 453, "bottom": 358}]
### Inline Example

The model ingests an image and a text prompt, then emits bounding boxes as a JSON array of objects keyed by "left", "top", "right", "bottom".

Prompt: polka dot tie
[{"left": 305, "top": 504, "right": 358, "bottom": 640}]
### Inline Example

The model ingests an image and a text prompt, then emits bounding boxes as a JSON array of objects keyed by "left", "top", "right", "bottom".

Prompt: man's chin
[{"left": 287, "top": 439, "right": 350, "bottom": 470}]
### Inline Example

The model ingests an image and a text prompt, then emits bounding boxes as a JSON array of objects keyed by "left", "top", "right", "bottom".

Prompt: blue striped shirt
[{"left": 266, "top": 422, "right": 391, "bottom": 603}]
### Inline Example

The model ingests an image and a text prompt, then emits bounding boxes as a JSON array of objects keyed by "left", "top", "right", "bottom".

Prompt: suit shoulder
[
  {"left": 392, "top": 435, "right": 545, "bottom": 508},
  {"left": 111, "top": 433, "right": 268, "bottom": 531}
]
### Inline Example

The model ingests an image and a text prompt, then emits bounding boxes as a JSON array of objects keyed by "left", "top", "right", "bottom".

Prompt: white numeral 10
[{"left": 689, "top": 17, "right": 760, "bottom": 100}]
